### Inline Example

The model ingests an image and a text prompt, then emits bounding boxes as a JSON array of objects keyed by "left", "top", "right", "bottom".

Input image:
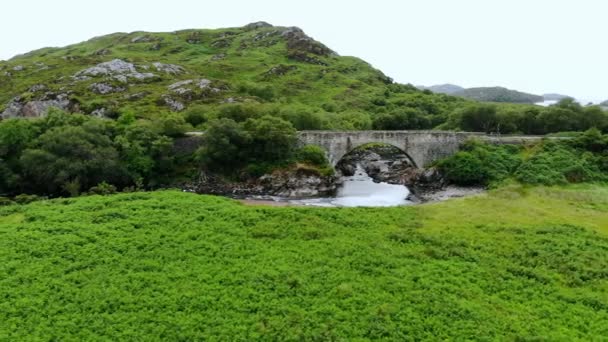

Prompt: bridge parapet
[{"left": 297, "top": 131, "right": 545, "bottom": 168}]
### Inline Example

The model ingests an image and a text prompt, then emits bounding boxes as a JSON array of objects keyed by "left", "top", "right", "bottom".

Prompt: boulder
[
  {"left": 89, "top": 82, "right": 125, "bottom": 94},
  {"left": 28, "top": 84, "right": 48, "bottom": 92},
  {"left": 161, "top": 96, "right": 185, "bottom": 111},
  {"left": 1, "top": 94, "right": 71, "bottom": 119},
  {"left": 74, "top": 59, "right": 157, "bottom": 82},
  {"left": 152, "top": 62, "right": 185, "bottom": 75},
  {"left": 244, "top": 22, "right": 273, "bottom": 30}
]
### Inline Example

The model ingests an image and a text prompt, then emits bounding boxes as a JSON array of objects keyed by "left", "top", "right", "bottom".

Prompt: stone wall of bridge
[{"left": 297, "top": 131, "right": 544, "bottom": 168}]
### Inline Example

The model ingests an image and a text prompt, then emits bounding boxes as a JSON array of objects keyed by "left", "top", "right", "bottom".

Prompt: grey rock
[
  {"left": 76, "top": 59, "right": 136, "bottom": 76},
  {"left": 91, "top": 108, "right": 107, "bottom": 117},
  {"left": 162, "top": 96, "right": 185, "bottom": 111},
  {"left": 168, "top": 79, "right": 193, "bottom": 90},
  {"left": 89, "top": 82, "right": 125, "bottom": 94},
  {"left": 198, "top": 79, "right": 212, "bottom": 89},
  {"left": 210, "top": 53, "right": 226, "bottom": 61},
  {"left": 12, "top": 65, "right": 24, "bottom": 71},
  {"left": 28, "top": 84, "right": 48, "bottom": 92},
  {"left": 153, "top": 62, "right": 185, "bottom": 74},
  {"left": 74, "top": 59, "right": 156, "bottom": 82},
  {"left": 131, "top": 35, "right": 153, "bottom": 43},
  {"left": 94, "top": 48, "right": 112, "bottom": 56},
  {"left": 244, "top": 21, "right": 273, "bottom": 30},
  {"left": 124, "top": 91, "right": 150, "bottom": 101},
  {"left": 0, "top": 97, "right": 24, "bottom": 118},
  {"left": 1, "top": 95, "right": 70, "bottom": 119}
]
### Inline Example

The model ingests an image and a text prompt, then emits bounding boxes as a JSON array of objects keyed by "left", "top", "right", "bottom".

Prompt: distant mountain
[
  {"left": 420, "top": 84, "right": 464, "bottom": 95},
  {"left": 453, "top": 87, "right": 543, "bottom": 104},
  {"left": 543, "top": 93, "right": 573, "bottom": 101},
  {"left": 601, "top": 100, "right": 608, "bottom": 107}
]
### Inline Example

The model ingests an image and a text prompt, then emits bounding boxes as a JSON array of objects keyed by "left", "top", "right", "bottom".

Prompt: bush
[
  {"left": 437, "top": 140, "right": 521, "bottom": 186},
  {"left": 0, "top": 197, "right": 14, "bottom": 206},
  {"left": 295, "top": 145, "right": 330, "bottom": 167},
  {"left": 14, "top": 194, "right": 43, "bottom": 205},
  {"left": 515, "top": 142, "right": 603, "bottom": 185},
  {"left": 155, "top": 113, "right": 190, "bottom": 137},
  {"left": 182, "top": 105, "right": 208, "bottom": 127},
  {"left": 89, "top": 182, "right": 118, "bottom": 196}
]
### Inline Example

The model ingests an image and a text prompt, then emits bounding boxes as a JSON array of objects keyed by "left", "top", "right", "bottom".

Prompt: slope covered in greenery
[
  {"left": 1, "top": 186, "right": 607, "bottom": 340},
  {"left": 0, "top": 22, "right": 466, "bottom": 130},
  {"left": 453, "top": 87, "right": 543, "bottom": 104}
]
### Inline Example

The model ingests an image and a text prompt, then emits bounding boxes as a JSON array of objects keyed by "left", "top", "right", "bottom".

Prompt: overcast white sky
[{"left": 1, "top": 0, "right": 606, "bottom": 100}]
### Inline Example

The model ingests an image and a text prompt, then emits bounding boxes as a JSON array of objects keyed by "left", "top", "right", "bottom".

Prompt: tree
[
  {"left": 156, "top": 113, "right": 190, "bottom": 137},
  {"left": 115, "top": 122, "right": 173, "bottom": 186},
  {"left": 20, "top": 125, "right": 126, "bottom": 195},
  {"left": 455, "top": 104, "right": 498, "bottom": 133},
  {"left": 197, "top": 118, "right": 251, "bottom": 172},
  {"left": 243, "top": 115, "right": 297, "bottom": 162}
]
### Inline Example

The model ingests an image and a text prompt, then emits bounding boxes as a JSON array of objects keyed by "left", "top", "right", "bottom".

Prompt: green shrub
[
  {"left": 437, "top": 140, "right": 521, "bottom": 186},
  {"left": 515, "top": 143, "right": 603, "bottom": 185},
  {"left": 0, "top": 197, "right": 14, "bottom": 206},
  {"left": 14, "top": 194, "right": 43, "bottom": 204},
  {"left": 88, "top": 182, "right": 118, "bottom": 196},
  {"left": 295, "top": 145, "right": 329, "bottom": 167}
]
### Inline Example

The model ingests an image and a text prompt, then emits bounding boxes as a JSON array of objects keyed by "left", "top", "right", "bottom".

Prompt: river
[{"left": 268, "top": 166, "right": 413, "bottom": 207}]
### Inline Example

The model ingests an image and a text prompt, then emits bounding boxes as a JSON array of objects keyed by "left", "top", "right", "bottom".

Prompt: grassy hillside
[
  {"left": 453, "top": 87, "right": 543, "bottom": 104},
  {"left": 1, "top": 185, "right": 607, "bottom": 340},
  {"left": 0, "top": 22, "right": 465, "bottom": 125}
]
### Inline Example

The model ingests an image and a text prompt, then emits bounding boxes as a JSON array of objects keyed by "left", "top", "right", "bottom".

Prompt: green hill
[
  {"left": 0, "top": 22, "right": 463, "bottom": 127},
  {"left": 453, "top": 87, "right": 543, "bottom": 104}
]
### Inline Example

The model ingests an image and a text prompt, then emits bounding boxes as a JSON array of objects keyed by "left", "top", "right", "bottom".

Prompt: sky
[{"left": 1, "top": 0, "right": 606, "bottom": 101}]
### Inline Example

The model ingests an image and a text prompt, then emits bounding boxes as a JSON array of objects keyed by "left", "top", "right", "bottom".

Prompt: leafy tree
[
  {"left": 20, "top": 125, "right": 126, "bottom": 195},
  {"left": 156, "top": 113, "right": 190, "bottom": 137},
  {"left": 182, "top": 105, "right": 208, "bottom": 128},
  {"left": 454, "top": 104, "right": 498, "bottom": 133},
  {"left": 115, "top": 122, "right": 173, "bottom": 186},
  {"left": 197, "top": 118, "right": 251, "bottom": 172},
  {"left": 243, "top": 115, "right": 297, "bottom": 162}
]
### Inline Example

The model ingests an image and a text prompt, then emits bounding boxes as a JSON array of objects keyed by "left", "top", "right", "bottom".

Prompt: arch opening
[{"left": 334, "top": 143, "right": 417, "bottom": 185}]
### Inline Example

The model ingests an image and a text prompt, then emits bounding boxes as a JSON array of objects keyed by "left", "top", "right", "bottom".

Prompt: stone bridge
[{"left": 297, "top": 131, "right": 544, "bottom": 168}]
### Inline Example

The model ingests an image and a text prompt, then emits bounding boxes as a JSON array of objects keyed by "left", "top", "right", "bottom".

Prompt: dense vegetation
[
  {"left": 1, "top": 23, "right": 606, "bottom": 136},
  {"left": 1, "top": 186, "right": 607, "bottom": 340},
  {"left": 0, "top": 109, "right": 330, "bottom": 198},
  {"left": 437, "top": 128, "right": 608, "bottom": 186}
]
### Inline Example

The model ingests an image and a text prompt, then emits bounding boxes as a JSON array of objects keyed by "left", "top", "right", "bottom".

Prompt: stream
[{"left": 261, "top": 165, "right": 413, "bottom": 207}]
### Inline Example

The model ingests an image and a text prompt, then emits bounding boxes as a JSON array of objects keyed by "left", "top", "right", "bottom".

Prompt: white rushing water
[{"left": 287, "top": 166, "right": 412, "bottom": 207}]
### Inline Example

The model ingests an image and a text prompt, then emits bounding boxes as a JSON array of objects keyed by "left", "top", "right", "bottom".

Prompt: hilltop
[
  {"left": 421, "top": 84, "right": 544, "bottom": 104},
  {"left": 0, "top": 22, "right": 468, "bottom": 127},
  {"left": 543, "top": 93, "right": 573, "bottom": 101},
  {"left": 452, "top": 87, "right": 543, "bottom": 104},
  {"left": 418, "top": 83, "right": 464, "bottom": 95}
]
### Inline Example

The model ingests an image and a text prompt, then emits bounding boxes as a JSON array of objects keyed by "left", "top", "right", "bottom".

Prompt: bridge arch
[
  {"left": 333, "top": 141, "right": 418, "bottom": 169},
  {"left": 297, "top": 131, "right": 480, "bottom": 169}
]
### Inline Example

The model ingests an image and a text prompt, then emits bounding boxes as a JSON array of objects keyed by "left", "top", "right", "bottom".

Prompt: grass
[{"left": 0, "top": 185, "right": 607, "bottom": 340}]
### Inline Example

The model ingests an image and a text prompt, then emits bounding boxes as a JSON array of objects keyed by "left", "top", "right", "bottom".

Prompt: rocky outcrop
[
  {"left": 89, "top": 82, "right": 125, "bottom": 94},
  {"left": 282, "top": 27, "right": 335, "bottom": 57},
  {"left": 161, "top": 95, "right": 185, "bottom": 111},
  {"left": 73, "top": 59, "right": 157, "bottom": 82},
  {"left": 188, "top": 168, "right": 337, "bottom": 198},
  {"left": 152, "top": 62, "right": 185, "bottom": 75},
  {"left": 0, "top": 94, "right": 72, "bottom": 119},
  {"left": 244, "top": 22, "right": 273, "bottom": 30}
]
